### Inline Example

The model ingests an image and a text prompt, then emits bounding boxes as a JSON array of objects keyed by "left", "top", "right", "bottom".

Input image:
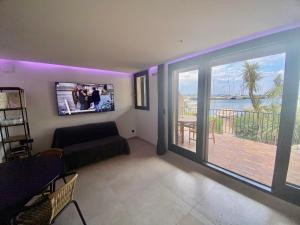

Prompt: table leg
[{"left": 180, "top": 122, "right": 184, "bottom": 144}]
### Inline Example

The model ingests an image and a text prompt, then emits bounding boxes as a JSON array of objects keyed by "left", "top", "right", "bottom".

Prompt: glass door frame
[
  {"left": 168, "top": 64, "right": 202, "bottom": 162},
  {"left": 167, "top": 28, "right": 300, "bottom": 205},
  {"left": 272, "top": 34, "right": 300, "bottom": 204},
  {"left": 203, "top": 43, "right": 286, "bottom": 189}
]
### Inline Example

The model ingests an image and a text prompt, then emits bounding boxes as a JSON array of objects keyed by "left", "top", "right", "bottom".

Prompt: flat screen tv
[{"left": 55, "top": 82, "right": 115, "bottom": 116}]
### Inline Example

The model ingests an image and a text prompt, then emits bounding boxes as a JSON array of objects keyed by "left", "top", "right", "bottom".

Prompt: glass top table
[{"left": 0, "top": 155, "right": 64, "bottom": 223}]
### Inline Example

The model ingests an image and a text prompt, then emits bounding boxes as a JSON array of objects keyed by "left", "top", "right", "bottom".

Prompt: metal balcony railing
[{"left": 179, "top": 107, "right": 295, "bottom": 146}]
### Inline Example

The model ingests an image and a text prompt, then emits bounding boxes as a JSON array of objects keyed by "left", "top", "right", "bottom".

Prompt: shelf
[
  {"left": 7, "top": 149, "right": 29, "bottom": 160},
  {"left": 10, "top": 145, "right": 29, "bottom": 152},
  {"left": 0, "top": 107, "right": 25, "bottom": 111},
  {"left": 2, "top": 135, "right": 30, "bottom": 143},
  {"left": 0, "top": 86, "right": 31, "bottom": 162},
  {"left": 0, "top": 87, "right": 24, "bottom": 91},
  {"left": 0, "top": 122, "right": 26, "bottom": 128}
]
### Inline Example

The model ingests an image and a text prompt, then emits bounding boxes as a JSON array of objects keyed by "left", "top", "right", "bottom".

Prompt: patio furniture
[
  {"left": 188, "top": 123, "right": 196, "bottom": 143},
  {"left": 216, "top": 109, "right": 236, "bottom": 134},
  {"left": 178, "top": 117, "right": 196, "bottom": 144},
  {"left": 15, "top": 173, "right": 86, "bottom": 225},
  {"left": 0, "top": 155, "right": 64, "bottom": 224},
  {"left": 188, "top": 119, "right": 216, "bottom": 144}
]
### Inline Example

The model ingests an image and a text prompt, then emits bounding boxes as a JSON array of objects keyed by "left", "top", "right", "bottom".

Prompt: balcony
[{"left": 177, "top": 108, "right": 300, "bottom": 186}]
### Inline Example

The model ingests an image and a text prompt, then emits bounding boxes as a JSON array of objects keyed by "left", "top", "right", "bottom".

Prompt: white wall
[
  {"left": 133, "top": 65, "right": 169, "bottom": 149},
  {"left": 0, "top": 61, "right": 135, "bottom": 153},
  {"left": 134, "top": 70, "right": 158, "bottom": 145}
]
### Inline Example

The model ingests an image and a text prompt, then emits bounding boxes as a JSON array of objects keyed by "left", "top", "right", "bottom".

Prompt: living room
[{"left": 0, "top": 1, "right": 300, "bottom": 225}]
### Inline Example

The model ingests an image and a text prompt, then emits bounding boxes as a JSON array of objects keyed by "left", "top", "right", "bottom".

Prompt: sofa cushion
[
  {"left": 63, "top": 135, "right": 129, "bottom": 170},
  {"left": 52, "top": 121, "right": 119, "bottom": 148}
]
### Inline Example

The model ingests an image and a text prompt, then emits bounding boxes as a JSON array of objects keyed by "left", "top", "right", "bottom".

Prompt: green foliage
[
  {"left": 266, "top": 73, "right": 283, "bottom": 100},
  {"left": 234, "top": 112, "right": 280, "bottom": 144},
  {"left": 292, "top": 101, "right": 300, "bottom": 147},
  {"left": 209, "top": 116, "right": 223, "bottom": 134}
]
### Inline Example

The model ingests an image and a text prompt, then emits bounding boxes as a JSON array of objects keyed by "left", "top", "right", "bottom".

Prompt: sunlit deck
[{"left": 178, "top": 132, "right": 300, "bottom": 186}]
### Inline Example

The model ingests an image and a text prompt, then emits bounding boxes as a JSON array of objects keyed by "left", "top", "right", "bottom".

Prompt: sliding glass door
[
  {"left": 286, "top": 86, "right": 300, "bottom": 187},
  {"left": 168, "top": 28, "right": 300, "bottom": 204},
  {"left": 169, "top": 67, "right": 200, "bottom": 159},
  {"left": 206, "top": 53, "right": 286, "bottom": 186},
  {"left": 272, "top": 40, "right": 300, "bottom": 203}
]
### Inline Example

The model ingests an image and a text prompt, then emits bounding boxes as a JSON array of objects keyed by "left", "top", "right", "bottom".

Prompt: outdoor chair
[
  {"left": 14, "top": 173, "right": 86, "bottom": 225},
  {"left": 189, "top": 119, "right": 216, "bottom": 144}
]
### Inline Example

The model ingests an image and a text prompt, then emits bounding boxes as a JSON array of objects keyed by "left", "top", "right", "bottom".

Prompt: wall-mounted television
[{"left": 55, "top": 82, "right": 115, "bottom": 116}]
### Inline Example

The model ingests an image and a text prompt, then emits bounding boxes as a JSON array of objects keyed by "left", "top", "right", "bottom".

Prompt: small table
[
  {"left": 0, "top": 156, "right": 64, "bottom": 223},
  {"left": 178, "top": 117, "right": 196, "bottom": 144}
]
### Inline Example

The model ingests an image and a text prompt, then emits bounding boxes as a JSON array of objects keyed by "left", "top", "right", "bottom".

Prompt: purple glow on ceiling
[
  {"left": 148, "top": 65, "right": 158, "bottom": 75},
  {"left": 167, "top": 22, "right": 300, "bottom": 65},
  {"left": 0, "top": 58, "right": 132, "bottom": 77}
]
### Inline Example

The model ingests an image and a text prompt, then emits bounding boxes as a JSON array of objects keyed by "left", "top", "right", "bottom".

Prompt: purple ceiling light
[
  {"left": 0, "top": 59, "right": 132, "bottom": 77},
  {"left": 148, "top": 65, "right": 158, "bottom": 75}
]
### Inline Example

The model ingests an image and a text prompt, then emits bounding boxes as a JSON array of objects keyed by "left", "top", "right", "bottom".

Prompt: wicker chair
[{"left": 15, "top": 173, "right": 86, "bottom": 225}]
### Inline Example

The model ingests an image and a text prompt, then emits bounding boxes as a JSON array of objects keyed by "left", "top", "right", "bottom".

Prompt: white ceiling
[{"left": 0, "top": 0, "right": 300, "bottom": 72}]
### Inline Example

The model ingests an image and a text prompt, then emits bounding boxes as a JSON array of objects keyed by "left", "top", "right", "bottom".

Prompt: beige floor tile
[
  {"left": 159, "top": 168, "right": 217, "bottom": 207},
  {"left": 193, "top": 183, "right": 300, "bottom": 225},
  {"left": 53, "top": 138, "right": 300, "bottom": 225},
  {"left": 122, "top": 180, "right": 192, "bottom": 225},
  {"left": 54, "top": 205, "right": 85, "bottom": 225},
  {"left": 76, "top": 186, "right": 123, "bottom": 219},
  {"left": 88, "top": 212, "right": 135, "bottom": 225},
  {"left": 108, "top": 165, "right": 160, "bottom": 201},
  {"left": 176, "top": 210, "right": 215, "bottom": 225}
]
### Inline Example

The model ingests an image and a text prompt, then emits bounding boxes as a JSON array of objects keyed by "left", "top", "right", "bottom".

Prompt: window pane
[
  {"left": 286, "top": 84, "right": 300, "bottom": 187},
  {"left": 136, "top": 77, "right": 142, "bottom": 106},
  {"left": 207, "top": 53, "right": 286, "bottom": 186},
  {"left": 136, "top": 76, "right": 147, "bottom": 107},
  {"left": 172, "top": 70, "right": 198, "bottom": 152}
]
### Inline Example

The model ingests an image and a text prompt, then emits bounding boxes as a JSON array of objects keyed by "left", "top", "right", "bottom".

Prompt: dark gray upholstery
[{"left": 52, "top": 122, "right": 130, "bottom": 170}]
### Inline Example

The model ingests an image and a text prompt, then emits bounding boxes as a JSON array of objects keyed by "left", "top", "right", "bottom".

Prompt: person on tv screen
[
  {"left": 72, "top": 86, "right": 80, "bottom": 110},
  {"left": 92, "top": 87, "right": 101, "bottom": 112},
  {"left": 79, "top": 86, "right": 89, "bottom": 110},
  {"left": 102, "top": 84, "right": 109, "bottom": 95}
]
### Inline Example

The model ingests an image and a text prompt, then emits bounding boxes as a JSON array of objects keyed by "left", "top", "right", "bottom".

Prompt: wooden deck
[{"left": 178, "top": 132, "right": 300, "bottom": 186}]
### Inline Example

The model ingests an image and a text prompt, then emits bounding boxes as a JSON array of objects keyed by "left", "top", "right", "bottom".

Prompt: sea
[
  {"left": 187, "top": 98, "right": 280, "bottom": 111},
  {"left": 210, "top": 99, "right": 272, "bottom": 110}
]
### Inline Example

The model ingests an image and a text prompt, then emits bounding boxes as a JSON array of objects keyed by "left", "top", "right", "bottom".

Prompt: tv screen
[{"left": 55, "top": 82, "right": 115, "bottom": 116}]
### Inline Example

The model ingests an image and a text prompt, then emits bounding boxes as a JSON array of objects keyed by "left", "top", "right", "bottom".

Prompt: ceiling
[{"left": 0, "top": 0, "right": 300, "bottom": 73}]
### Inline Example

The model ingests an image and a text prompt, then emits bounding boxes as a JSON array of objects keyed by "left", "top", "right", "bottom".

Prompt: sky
[{"left": 178, "top": 53, "right": 286, "bottom": 96}]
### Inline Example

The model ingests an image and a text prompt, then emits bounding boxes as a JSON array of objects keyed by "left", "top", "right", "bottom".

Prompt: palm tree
[
  {"left": 242, "top": 62, "right": 262, "bottom": 111},
  {"left": 266, "top": 73, "right": 283, "bottom": 99},
  {"left": 242, "top": 61, "right": 263, "bottom": 140},
  {"left": 265, "top": 73, "right": 284, "bottom": 142}
]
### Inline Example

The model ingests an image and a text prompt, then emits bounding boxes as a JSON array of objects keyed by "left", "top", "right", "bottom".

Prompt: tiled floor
[{"left": 55, "top": 138, "right": 300, "bottom": 225}]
